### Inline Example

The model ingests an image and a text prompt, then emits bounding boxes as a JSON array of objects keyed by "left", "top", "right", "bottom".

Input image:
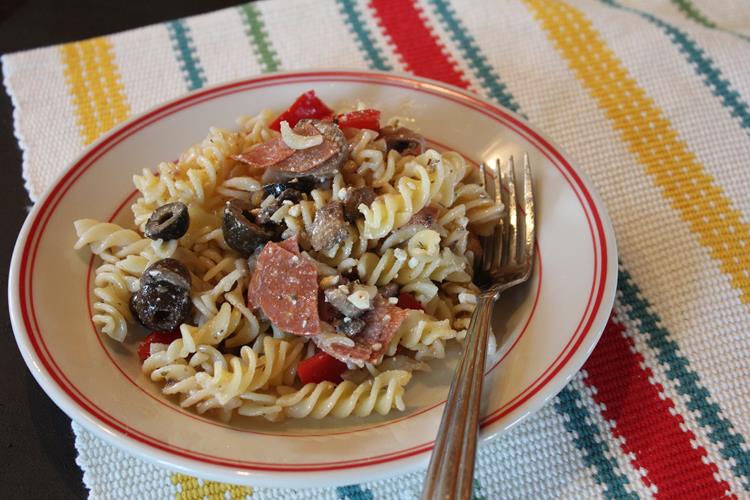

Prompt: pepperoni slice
[
  {"left": 278, "top": 235, "right": 301, "bottom": 254},
  {"left": 232, "top": 138, "right": 295, "bottom": 169},
  {"left": 247, "top": 242, "right": 320, "bottom": 335},
  {"left": 321, "top": 296, "right": 409, "bottom": 365},
  {"left": 270, "top": 121, "right": 340, "bottom": 175}
]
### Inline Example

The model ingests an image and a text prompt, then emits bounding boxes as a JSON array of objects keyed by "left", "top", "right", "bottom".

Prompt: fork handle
[{"left": 421, "top": 293, "right": 496, "bottom": 500}]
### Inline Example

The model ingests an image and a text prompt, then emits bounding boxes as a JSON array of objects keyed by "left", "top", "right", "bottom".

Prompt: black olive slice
[
  {"left": 222, "top": 199, "right": 276, "bottom": 256},
  {"left": 262, "top": 177, "right": 315, "bottom": 198},
  {"left": 131, "top": 258, "right": 192, "bottom": 330},
  {"left": 141, "top": 258, "right": 191, "bottom": 291},
  {"left": 130, "top": 283, "right": 191, "bottom": 331},
  {"left": 144, "top": 202, "right": 189, "bottom": 240}
]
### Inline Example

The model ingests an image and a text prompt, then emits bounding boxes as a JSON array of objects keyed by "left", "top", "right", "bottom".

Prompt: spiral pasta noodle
[{"left": 267, "top": 370, "right": 412, "bottom": 419}]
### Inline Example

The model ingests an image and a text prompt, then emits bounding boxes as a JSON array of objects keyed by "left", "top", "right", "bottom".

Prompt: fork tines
[{"left": 479, "top": 154, "right": 535, "bottom": 278}]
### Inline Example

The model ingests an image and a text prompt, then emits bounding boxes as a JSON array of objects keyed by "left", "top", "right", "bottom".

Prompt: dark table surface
[{"left": 0, "top": 1, "right": 246, "bottom": 497}]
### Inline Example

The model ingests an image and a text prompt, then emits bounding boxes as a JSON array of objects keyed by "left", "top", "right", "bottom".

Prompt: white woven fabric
[{"left": 5, "top": 0, "right": 750, "bottom": 498}]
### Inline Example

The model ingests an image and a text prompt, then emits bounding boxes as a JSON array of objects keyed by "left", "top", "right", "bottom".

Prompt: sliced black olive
[
  {"left": 223, "top": 199, "right": 276, "bottom": 256},
  {"left": 131, "top": 258, "right": 192, "bottom": 330},
  {"left": 144, "top": 202, "right": 189, "bottom": 240},
  {"left": 262, "top": 177, "right": 315, "bottom": 198},
  {"left": 140, "top": 258, "right": 191, "bottom": 291},
  {"left": 130, "top": 282, "right": 191, "bottom": 331}
]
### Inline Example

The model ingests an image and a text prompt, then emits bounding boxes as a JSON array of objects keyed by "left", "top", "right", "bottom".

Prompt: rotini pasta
[{"left": 73, "top": 93, "right": 502, "bottom": 423}]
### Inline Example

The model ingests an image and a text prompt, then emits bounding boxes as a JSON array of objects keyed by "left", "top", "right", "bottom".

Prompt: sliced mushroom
[
  {"left": 342, "top": 186, "right": 375, "bottom": 223},
  {"left": 222, "top": 199, "right": 277, "bottom": 256},
  {"left": 380, "top": 126, "right": 425, "bottom": 156},
  {"left": 309, "top": 200, "right": 349, "bottom": 251},
  {"left": 407, "top": 205, "right": 439, "bottom": 228},
  {"left": 324, "top": 283, "right": 377, "bottom": 319}
]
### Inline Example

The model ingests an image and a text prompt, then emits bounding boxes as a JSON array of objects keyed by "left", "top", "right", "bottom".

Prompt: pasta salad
[{"left": 73, "top": 91, "right": 503, "bottom": 422}]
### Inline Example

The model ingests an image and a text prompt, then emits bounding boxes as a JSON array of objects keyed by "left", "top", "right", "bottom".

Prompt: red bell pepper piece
[
  {"left": 397, "top": 292, "right": 424, "bottom": 311},
  {"left": 137, "top": 330, "right": 181, "bottom": 362},
  {"left": 297, "top": 352, "right": 348, "bottom": 384},
  {"left": 335, "top": 109, "right": 381, "bottom": 131},
  {"left": 269, "top": 90, "right": 334, "bottom": 131}
]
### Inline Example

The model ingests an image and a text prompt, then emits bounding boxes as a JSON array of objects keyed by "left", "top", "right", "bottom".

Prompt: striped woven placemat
[{"left": 4, "top": 0, "right": 750, "bottom": 498}]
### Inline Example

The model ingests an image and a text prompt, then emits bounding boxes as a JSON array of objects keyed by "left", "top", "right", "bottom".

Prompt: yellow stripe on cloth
[
  {"left": 171, "top": 473, "right": 253, "bottom": 499},
  {"left": 60, "top": 37, "right": 130, "bottom": 145},
  {"left": 524, "top": 0, "right": 750, "bottom": 304}
]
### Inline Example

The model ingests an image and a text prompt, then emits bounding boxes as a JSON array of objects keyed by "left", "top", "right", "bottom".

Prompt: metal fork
[{"left": 421, "top": 155, "right": 536, "bottom": 500}]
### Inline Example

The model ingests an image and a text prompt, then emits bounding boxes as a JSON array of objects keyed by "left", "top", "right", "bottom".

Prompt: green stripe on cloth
[
  {"left": 601, "top": 0, "right": 750, "bottom": 134},
  {"left": 238, "top": 3, "right": 281, "bottom": 73},
  {"left": 669, "top": 0, "right": 750, "bottom": 42},
  {"left": 165, "top": 19, "right": 206, "bottom": 91},
  {"left": 670, "top": 0, "right": 717, "bottom": 28},
  {"left": 617, "top": 267, "right": 750, "bottom": 489},
  {"left": 337, "top": 0, "right": 393, "bottom": 71}
]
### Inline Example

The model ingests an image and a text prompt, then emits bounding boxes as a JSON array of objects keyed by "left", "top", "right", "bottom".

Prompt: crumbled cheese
[
  {"left": 280, "top": 120, "right": 323, "bottom": 149},
  {"left": 338, "top": 188, "right": 348, "bottom": 200},
  {"left": 388, "top": 297, "right": 399, "bottom": 305},
  {"left": 291, "top": 255, "right": 300, "bottom": 264},
  {"left": 383, "top": 314, "right": 391, "bottom": 322},
  {"left": 347, "top": 290, "right": 372, "bottom": 310},
  {"left": 282, "top": 199, "right": 293, "bottom": 206},
  {"left": 371, "top": 343, "right": 382, "bottom": 351},
  {"left": 288, "top": 205, "right": 301, "bottom": 217}
]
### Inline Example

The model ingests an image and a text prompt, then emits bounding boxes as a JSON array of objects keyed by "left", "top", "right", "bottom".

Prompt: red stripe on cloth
[
  {"left": 369, "top": 0, "right": 467, "bottom": 88},
  {"left": 583, "top": 317, "right": 731, "bottom": 498}
]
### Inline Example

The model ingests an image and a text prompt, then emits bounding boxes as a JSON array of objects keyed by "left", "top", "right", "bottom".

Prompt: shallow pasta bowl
[{"left": 8, "top": 70, "right": 617, "bottom": 488}]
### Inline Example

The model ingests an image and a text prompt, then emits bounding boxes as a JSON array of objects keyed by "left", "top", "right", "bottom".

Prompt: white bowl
[{"left": 8, "top": 70, "right": 617, "bottom": 488}]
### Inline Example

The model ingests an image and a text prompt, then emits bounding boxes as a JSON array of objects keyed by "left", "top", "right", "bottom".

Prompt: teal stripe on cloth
[
  {"left": 556, "top": 385, "right": 636, "bottom": 499},
  {"left": 601, "top": 0, "right": 750, "bottom": 134},
  {"left": 336, "top": 0, "right": 393, "bottom": 71},
  {"left": 617, "top": 267, "right": 750, "bottom": 489},
  {"left": 336, "top": 484, "right": 374, "bottom": 500},
  {"left": 427, "top": 0, "right": 520, "bottom": 113},
  {"left": 165, "top": 20, "right": 206, "bottom": 91}
]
